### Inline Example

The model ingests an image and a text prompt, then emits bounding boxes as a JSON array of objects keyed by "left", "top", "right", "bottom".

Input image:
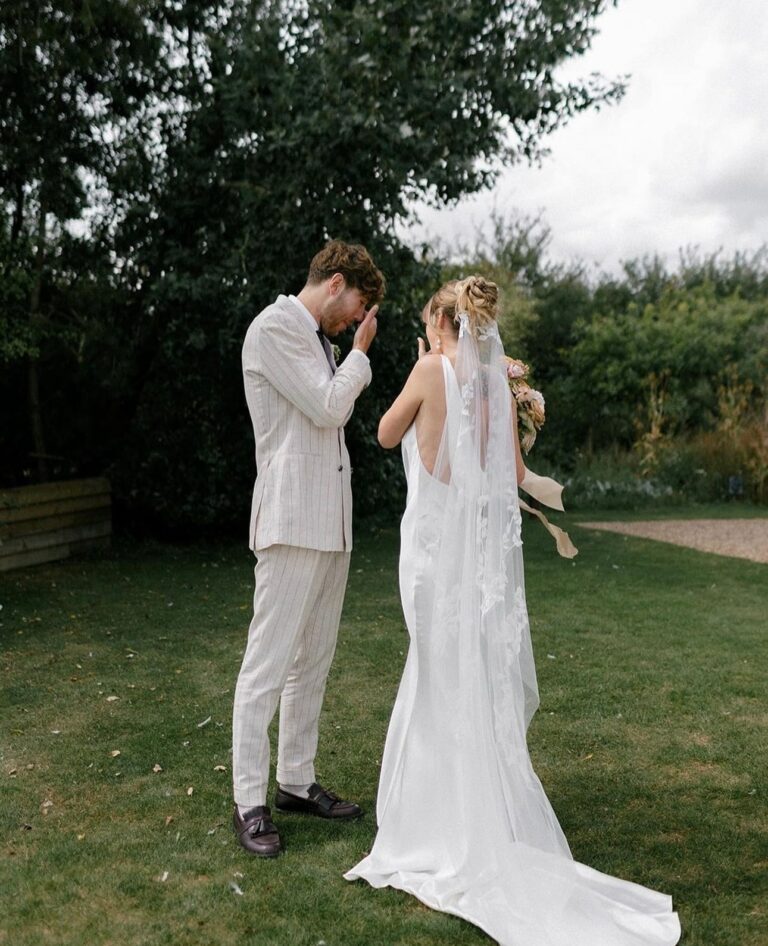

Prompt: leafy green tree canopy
[{"left": 1, "top": 0, "right": 626, "bottom": 529}]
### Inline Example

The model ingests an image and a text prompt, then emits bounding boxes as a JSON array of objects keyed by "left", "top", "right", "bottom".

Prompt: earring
[{"left": 435, "top": 335, "right": 442, "bottom": 351}]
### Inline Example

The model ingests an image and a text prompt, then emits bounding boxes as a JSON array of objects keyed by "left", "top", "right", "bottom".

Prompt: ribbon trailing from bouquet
[{"left": 519, "top": 468, "right": 578, "bottom": 559}]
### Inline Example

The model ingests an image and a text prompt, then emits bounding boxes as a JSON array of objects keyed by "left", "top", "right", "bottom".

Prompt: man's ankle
[
  {"left": 279, "top": 782, "right": 312, "bottom": 799},
  {"left": 237, "top": 802, "right": 267, "bottom": 817}
]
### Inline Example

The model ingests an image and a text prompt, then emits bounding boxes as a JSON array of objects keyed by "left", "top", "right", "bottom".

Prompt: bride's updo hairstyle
[{"left": 428, "top": 275, "right": 499, "bottom": 337}]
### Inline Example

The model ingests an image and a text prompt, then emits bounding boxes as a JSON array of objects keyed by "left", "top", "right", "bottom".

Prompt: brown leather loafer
[
  {"left": 233, "top": 805, "right": 282, "bottom": 857},
  {"left": 274, "top": 782, "right": 363, "bottom": 820}
]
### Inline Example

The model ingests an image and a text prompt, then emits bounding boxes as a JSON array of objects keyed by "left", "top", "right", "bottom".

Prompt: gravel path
[{"left": 578, "top": 518, "right": 768, "bottom": 564}]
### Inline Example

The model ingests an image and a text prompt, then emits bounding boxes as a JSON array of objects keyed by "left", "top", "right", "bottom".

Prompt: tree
[
  {"left": 110, "top": 0, "right": 625, "bottom": 529},
  {"left": 0, "top": 0, "right": 164, "bottom": 479},
  {"left": 2, "top": 0, "right": 625, "bottom": 529},
  {"left": 560, "top": 282, "right": 768, "bottom": 454}
]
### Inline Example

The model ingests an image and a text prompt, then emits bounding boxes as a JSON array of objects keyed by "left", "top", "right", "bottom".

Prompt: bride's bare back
[{"left": 379, "top": 351, "right": 525, "bottom": 483}]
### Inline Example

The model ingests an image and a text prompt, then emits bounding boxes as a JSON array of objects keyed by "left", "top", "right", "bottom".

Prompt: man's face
[{"left": 319, "top": 279, "right": 369, "bottom": 337}]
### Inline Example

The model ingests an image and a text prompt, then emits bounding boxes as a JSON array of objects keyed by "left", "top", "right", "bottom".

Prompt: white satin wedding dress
[{"left": 345, "top": 317, "right": 681, "bottom": 946}]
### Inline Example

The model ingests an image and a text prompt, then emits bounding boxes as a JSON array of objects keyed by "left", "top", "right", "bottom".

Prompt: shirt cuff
[
  {"left": 347, "top": 348, "right": 369, "bottom": 367},
  {"left": 346, "top": 348, "right": 372, "bottom": 386}
]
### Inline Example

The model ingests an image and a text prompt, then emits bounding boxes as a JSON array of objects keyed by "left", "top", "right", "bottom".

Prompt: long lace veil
[{"left": 427, "top": 314, "right": 566, "bottom": 857}]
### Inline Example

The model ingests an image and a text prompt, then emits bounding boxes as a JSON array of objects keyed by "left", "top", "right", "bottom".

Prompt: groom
[{"left": 232, "top": 240, "right": 384, "bottom": 857}]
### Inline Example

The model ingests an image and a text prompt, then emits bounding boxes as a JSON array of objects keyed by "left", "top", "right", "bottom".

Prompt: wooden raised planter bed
[{"left": 0, "top": 477, "right": 111, "bottom": 573}]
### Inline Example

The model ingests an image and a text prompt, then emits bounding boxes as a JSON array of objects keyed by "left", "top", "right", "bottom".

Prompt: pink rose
[{"left": 507, "top": 360, "right": 527, "bottom": 379}]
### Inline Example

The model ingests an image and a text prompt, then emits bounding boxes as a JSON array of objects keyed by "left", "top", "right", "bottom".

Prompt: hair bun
[
  {"left": 427, "top": 275, "right": 500, "bottom": 336},
  {"left": 456, "top": 275, "right": 499, "bottom": 334}
]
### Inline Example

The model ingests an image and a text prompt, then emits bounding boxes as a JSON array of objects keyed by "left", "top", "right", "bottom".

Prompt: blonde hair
[{"left": 428, "top": 275, "right": 499, "bottom": 336}]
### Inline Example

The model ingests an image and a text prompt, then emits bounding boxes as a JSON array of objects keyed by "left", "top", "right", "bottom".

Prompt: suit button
[{"left": 338, "top": 465, "right": 343, "bottom": 471}]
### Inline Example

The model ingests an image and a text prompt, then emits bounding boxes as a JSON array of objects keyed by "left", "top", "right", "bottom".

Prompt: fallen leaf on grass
[
  {"left": 152, "top": 764, "right": 163, "bottom": 773},
  {"left": 77, "top": 834, "right": 85, "bottom": 841},
  {"left": 156, "top": 871, "right": 169, "bottom": 883},
  {"left": 110, "top": 750, "right": 121, "bottom": 758},
  {"left": 8, "top": 768, "right": 17, "bottom": 777},
  {"left": 164, "top": 816, "right": 174, "bottom": 826},
  {"left": 213, "top": 765, "right": 226, "bottom": 772},
  {"left": 196, "top": 716, "right": 211, "bottom": 729},
  {"left": 186, "top": 786, "right": 194, "bottom": 796},
  {"left": 106, "top": 696, "right": 119, "bottom": 703},
  {"left": 580, "top": 753, "right": 594, "bottom": 761},
  {"left": 229, "top": 881, "right": 244, "bottom": 896}
]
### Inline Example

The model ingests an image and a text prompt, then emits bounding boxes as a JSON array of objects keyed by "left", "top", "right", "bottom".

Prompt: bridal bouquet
[
  {"left": 505, "top": 357, "right": 545, "bottom": 454},
  {"left": 504, "top": 357, "right": 576, "bottom": 557}
]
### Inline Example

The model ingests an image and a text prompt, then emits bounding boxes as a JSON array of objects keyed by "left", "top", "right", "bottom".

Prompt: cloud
[{"left": 403, "top": 0, "right": 768, "bottom": 273}]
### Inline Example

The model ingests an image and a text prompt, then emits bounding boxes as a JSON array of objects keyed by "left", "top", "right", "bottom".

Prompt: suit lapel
[{"left": 278, "top": 295, "right": 334, "bottom": 377}]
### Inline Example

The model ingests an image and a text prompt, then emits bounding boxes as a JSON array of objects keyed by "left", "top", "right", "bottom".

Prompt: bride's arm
[
  {"left": 510, "top": 396, "right": 527, "bottom": 485},
  {"left": 378, "top": 354, "right": 441, "bottom": 448}
]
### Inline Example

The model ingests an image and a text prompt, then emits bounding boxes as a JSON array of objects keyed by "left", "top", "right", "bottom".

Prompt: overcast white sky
[{"left": 403, "top": 0, "right": 768, "bottom": 274}]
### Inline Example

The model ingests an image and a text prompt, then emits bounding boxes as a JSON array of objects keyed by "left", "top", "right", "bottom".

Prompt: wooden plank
[
  {"left": 0, "top": 491, "right": 111, "bottom": 526},
  {"left": 0, "top": 506, "right": 110, "bottom": 540},
  {"left": 0, "top": 520, "right": 112, "bottom": 558},
  {"left": 0, "top": 477, "right": 110, "bottom": 510},
  {"left": 0, "top": 535, "right": 110, "bottom": 573},
  {"left": 0, "top": 545, "right": 66, "bottom": 571}
]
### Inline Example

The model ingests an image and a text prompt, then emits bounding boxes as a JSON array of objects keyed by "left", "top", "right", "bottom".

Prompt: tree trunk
[
  {"left": 10, "top": 179, "right": 25, "bottom": 247},
  {"left": 28, "top": 200, "right": 48, "bottom": 482}
]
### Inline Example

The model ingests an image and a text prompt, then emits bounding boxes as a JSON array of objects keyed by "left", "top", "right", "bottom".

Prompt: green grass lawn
[{"left": 1, "top": 505, "right": 767, "bottom": 946}]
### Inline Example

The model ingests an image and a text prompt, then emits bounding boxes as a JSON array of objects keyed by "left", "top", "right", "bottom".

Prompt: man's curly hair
[{"left": 307, "top": 240, "right": 385, "bottom": 305}]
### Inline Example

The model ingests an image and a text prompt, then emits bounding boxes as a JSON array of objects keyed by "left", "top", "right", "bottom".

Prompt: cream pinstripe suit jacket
[{"left": 242, "top": 295, "right": 372, "bottom": 552}]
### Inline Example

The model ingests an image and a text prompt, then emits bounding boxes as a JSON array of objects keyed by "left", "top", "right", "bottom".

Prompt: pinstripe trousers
[{"left": 232, "top": 544, "right": 351, "bottom": 807}]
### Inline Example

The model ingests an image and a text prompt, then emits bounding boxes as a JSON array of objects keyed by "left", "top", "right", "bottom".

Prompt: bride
[{"left": 345, "top": 276, "right": 681, "bottom": 946}]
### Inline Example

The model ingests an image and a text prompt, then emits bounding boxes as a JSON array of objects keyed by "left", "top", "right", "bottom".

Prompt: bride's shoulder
[
  {"left": 414, "top": 352, "right": 444, "bottom": 372},
  {"left": 408, "top": 352, "right": 443, "bottom": 384}
]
